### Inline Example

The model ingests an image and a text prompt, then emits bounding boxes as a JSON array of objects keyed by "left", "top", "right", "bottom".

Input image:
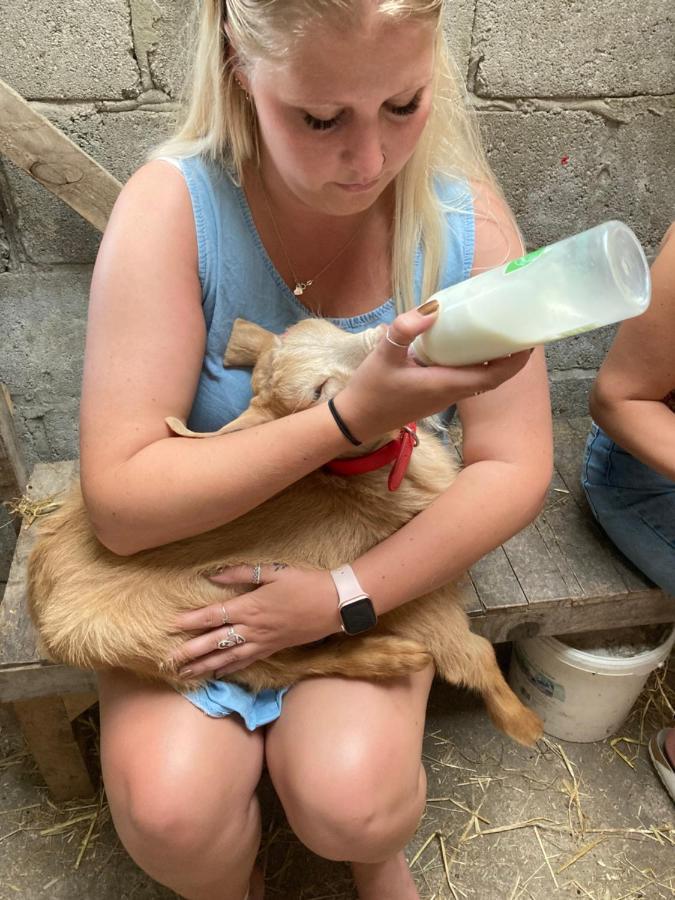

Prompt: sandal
[{"left": 648, "top": 728, "right": 675, "bottom": 803}]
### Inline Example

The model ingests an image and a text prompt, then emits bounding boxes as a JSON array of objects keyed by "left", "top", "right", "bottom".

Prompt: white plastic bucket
[{"left": 508, "top": 623, "right": 675, "bottom": 742}]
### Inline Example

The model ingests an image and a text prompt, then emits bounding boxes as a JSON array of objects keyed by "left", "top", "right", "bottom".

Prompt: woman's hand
[
  {"left": 336, "top": 303, "right": 533, "bottom": 443},
  {"left": 169, "top": 564, "right": 340, "bottom": 680}
]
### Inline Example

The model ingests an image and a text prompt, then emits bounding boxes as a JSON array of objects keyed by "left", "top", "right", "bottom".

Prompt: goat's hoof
[{"left": 508, "top": 707, "right": 545, "bottom": 747}]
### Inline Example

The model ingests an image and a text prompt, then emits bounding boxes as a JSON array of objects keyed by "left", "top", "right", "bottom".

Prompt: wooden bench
[{"left": 1, "top": 416, "right": 672, "bottom": 800}]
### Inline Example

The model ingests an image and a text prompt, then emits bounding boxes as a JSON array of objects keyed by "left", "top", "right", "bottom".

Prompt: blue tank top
[{"left": 173, "top": 155, "right": 475, "bottom": 431}]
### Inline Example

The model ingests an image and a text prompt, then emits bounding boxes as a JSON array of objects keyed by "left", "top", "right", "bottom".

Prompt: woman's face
[{"left": 245, "top": 16, "right": 436, "bottom": 216}]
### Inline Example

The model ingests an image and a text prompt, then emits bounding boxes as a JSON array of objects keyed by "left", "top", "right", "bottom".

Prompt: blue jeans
[{"left": 581, "top": 423, "right": 675, "bottom": 595}]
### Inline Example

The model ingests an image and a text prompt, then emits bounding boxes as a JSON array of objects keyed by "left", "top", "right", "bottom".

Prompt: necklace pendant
[{"left": 293, "top": 280, "right": 312, "bottom": 296}]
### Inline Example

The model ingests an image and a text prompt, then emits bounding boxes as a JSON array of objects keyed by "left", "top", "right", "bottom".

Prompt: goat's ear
[
  {"left": 223, "top": 319, "right": 278, "bottom": 367},
  {"left": 165, "top": 403, "right": 274, "bottom": 439}
]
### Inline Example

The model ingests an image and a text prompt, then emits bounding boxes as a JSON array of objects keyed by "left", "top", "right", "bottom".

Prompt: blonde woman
[{"left": 82, "top": 1, "right": 553, "bottom": 897}]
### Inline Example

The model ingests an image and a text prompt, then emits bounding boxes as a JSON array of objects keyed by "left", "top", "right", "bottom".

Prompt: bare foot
[{"left": 351, "top": 851, "right": 419, "bottom": 900}]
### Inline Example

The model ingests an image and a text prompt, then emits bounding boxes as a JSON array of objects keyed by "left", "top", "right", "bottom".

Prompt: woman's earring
[{"left": 236, "top": 78, "right": 251, "bottom": 102}]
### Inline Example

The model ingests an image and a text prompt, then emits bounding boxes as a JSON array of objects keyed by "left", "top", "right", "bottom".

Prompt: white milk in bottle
[{"left": 411, "top": 221, "right": 651, "bottom": 367}]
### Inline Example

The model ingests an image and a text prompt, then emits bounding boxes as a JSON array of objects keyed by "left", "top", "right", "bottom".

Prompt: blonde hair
[{"left": 152, "top": 0, "right": 500, "bottom": 311}]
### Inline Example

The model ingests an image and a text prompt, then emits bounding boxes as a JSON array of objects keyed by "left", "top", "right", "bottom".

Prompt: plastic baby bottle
[{"left": 411, "top": 220, "right": 651, "bottom": 367}]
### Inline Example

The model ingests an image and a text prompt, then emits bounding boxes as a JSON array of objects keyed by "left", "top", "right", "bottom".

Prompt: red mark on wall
[{"left": 561, "top": 155, "right": 570, "bottom": 166}]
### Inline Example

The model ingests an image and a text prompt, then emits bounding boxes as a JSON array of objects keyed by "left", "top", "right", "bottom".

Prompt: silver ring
[
  {"left": 220, "top": 604, "right": 230, "bottom": 625},
  {"left": 385, "top": 328, "right": 409, "bottom": 350},
  {"left": 251, "top": 563, "right": 262, "bottom": 585},
  {"left": 217, "top": 626, "right": 246, "bottom": 650}
]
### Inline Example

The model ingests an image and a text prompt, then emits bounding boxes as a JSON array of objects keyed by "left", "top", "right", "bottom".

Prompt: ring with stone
[{"left": 217, "top": 626, "right": 246, "bottom": 650}]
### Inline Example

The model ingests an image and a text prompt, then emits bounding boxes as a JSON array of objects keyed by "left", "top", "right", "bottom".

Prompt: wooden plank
[
  {"left": 501, "top": 521, "right": 572, "bottom": 602},
  {"left": 0, "top": 385, "right": 28, "bottom": 535},
  {"left": 0, "top": 461, "right": 78, "bottom": 668},
  {"left": 538, "top": 472, "right": 633, "bottom": 598},
  {"left": 468, "top": 588, "right": 674, "bottom": 643},
  {"left": 450, "top": 417, "right": 574, "bottom": 610},
  {"left": 63, "top": 691, "right": 98, "bottom": 722},
  {"left": 552, "top": 416, "right": 590, "bottom": 507},
  {"left": 13, "top": 696, "right": 95, "bottom": 800},
  {"left": 469, "top": 545, "right": 528, "bottom": 609},
  {"left": 0, "top": 78, "right": 121, "bottom": 232},
  {"left": 532, "top": 501, "right": 584, "bottom": 599},
  {"left": 0, "top": 663, "right": 96, "bottom": 703},
  {"left": 457, "top": 571, "right": 482, "bottom": 615}
]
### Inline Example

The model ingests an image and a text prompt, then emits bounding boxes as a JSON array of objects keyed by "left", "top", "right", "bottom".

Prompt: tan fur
[{"left": 28, "top": 318, "right": 542, "bottom": 746}]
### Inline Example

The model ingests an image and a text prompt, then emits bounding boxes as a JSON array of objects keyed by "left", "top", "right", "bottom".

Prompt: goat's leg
[{"left": 432, "top": 633, "right": 543, "bottom": 747}]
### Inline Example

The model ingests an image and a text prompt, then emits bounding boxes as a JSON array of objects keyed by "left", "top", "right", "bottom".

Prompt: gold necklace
[{"left": 258, "top": 173, "right": 370, "bottom": 296}]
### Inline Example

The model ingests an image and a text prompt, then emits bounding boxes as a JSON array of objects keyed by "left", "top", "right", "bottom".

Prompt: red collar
[{"left": 324, "top": 424, "right": 418, "bottom": 492}]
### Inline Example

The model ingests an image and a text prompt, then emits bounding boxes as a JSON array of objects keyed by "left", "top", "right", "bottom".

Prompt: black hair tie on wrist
[{"left": 327, "top": 398, "right": 362, "bottom": 446}]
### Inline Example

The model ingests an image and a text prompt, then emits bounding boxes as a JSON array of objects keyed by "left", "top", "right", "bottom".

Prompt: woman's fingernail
[
  {"left": 179, "top": 668, "right": 194, "bottom": 678},
  {"left": 416, "top": 299, "right": 439, "bottom": 316}
]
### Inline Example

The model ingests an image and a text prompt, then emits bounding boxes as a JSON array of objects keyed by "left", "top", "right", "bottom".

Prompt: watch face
[{"left": 341, "top": 596, "right": 377, "bottom": 635}]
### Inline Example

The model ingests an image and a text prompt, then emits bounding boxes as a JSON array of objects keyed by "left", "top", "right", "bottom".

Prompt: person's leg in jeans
[
  {"left": 582, "top": 423, "right": 675, "bottom": 791},
  {"left": 582, "top": 423, "right": 675, "bottom": 594}
]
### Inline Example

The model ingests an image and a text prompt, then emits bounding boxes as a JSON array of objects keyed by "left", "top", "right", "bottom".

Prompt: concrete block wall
[{"left": 0, "top": 0, "right": 673, "bottom": 503}]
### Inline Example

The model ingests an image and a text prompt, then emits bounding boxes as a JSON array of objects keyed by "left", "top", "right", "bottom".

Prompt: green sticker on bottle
[{"left": 505, "top": 247, "right": 545, "bottom": 274}]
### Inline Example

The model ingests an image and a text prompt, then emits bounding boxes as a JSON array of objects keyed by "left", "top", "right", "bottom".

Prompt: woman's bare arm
[
  {"left": 80, "top": 161, "right": 374, "bottom": 555},
  {"left": 589, "top": 224, "right": 675, "bottom": 481},
  {"left": 351, "top": 184, "right": 553, "bottom": 610}
]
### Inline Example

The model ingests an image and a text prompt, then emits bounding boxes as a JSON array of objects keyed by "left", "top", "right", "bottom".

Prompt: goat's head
[{"left": 166, "top": 318, "right": 385, "bottom": 439}]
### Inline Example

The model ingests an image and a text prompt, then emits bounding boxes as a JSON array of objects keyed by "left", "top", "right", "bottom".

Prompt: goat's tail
[
  {"left": 433, "top": 633, "right": 543, "bottom": 747},
  {"left": 230, "top": 633, "right": 432, "bottom": 692}
]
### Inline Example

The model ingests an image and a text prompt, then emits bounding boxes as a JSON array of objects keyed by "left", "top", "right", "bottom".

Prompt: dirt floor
[{"left": 1, "top": 651, "right": 673, "bottom": 900}]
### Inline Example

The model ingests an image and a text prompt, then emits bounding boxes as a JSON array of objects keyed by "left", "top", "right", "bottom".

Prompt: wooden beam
[
  {"left": 468, "top": 588, "right": 674, "bottom": 644},
  {"left": 0, "top": 664, "right": 97, "bottom": 703},
  {"left": 63, "top": 690, "right": 98, "bottom": 722},
  {"left": 0, "top": 78, "right": 122, "bottom": 232},
  {"left": 13, "top": 696, "right": 96, "bottom": 800},
  {"left": 0, "top": 384, "right": 28, "bottom": 534}
]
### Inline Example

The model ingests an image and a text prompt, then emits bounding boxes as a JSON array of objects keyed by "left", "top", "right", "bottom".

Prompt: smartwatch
[{"left": 329, "top": 565, "right": 378, "bottom": 636}]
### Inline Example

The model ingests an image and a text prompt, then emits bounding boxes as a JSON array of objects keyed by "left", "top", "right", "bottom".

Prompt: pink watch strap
[{"left": 330, "top": 564, "right": 366, "bottom": 606}]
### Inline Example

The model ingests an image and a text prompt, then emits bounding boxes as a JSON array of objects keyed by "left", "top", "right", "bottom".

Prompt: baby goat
[{"left": 28, "top": 318, "right": 542, "bottom": 746}]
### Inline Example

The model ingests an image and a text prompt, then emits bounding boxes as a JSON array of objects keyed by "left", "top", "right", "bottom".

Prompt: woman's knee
[
  {"left": 133, "top": 791, "right": 259, "bottom": 864},
  {"left": 109, "top": 771, "right": 260, "bottom": 882},
  {"left": 280, "top": 759, "right": 427, "bottom": 862}
]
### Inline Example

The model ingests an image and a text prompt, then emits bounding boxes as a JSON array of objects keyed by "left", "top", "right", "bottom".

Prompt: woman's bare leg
[
  {"left": 265, "top": 664, "right": 434, "bottom": 900},
  {"left": 98, "top": 669, "right": 265, "bottom": 900}
]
